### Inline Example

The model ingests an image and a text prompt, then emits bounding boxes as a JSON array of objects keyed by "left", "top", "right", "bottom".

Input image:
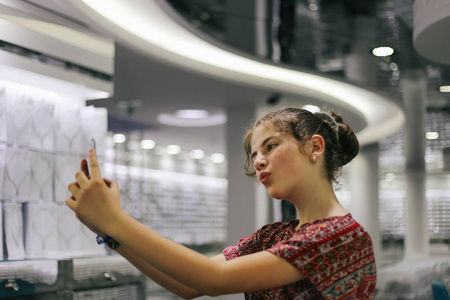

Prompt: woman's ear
[{"left": 310, "top": 134, "right": 325, "bottom": 158}]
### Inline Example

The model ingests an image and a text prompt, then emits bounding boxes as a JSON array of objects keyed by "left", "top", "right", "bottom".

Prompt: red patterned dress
[{"left": 223, "top": 214, "right": 376, "bottom": 299}]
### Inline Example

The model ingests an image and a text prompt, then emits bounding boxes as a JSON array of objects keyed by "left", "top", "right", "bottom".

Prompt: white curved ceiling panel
[{"left": 68, "top": 0, "right": 404, "bottom": 145}]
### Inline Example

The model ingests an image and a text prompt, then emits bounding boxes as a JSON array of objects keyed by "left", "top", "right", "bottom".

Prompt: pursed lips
[{"left": 259, "top": 172, "right": 270, "bottom": 184}]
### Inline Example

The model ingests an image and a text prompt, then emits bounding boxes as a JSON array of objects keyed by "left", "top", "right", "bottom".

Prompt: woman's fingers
[
  {"left": 81, "top": 159, "right": 89, "bottom": 176},
  {"left": 88, "top": 149, "right": 102, "bottom": 179},
  {"left": 75, "top": 170, "right": 89, "bottom": 188},
  {"left": 67, "top": 181, "right": 80, "bottom": 196}
]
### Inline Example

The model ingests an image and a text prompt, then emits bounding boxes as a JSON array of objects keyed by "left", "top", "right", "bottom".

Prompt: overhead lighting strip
[{"left": 72, "top": 0, "right": 405, "bottom": 145}]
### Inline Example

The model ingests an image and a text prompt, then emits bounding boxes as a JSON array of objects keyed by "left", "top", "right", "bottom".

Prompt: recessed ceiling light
[
  {"left": 211, "top": 153, "right": 225, "bottom": 164},
  {"left": 157, "top": 111, "right": 227, "bottom": 127},
  {"left": 166, "top": 144, "right": 181, "bottom": 155},
  {"left": 140, "top": 139, "right": 156, "bottom": 149},
  {"left": 190, "top": 149, "right": 204, "bottom": 159},
  {"left": 175, "top": 109, "right": 209, "bottom": 119},
  {"left": 425, "top": 132, "right": 439, "bottom": 140},
  {"left": 439, "top": 85, "right": 450, "bottom": 93},
  {"left": 113, "top": 133, "right": 126, "bottom": 143},
  {"left": 372, "top": 47, "right": 394, "bottom": 57}
]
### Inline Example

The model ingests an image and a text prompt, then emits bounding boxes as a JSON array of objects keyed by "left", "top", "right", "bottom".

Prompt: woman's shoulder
[
  {"left": 291, "top": 213, "right": 369, "bottom": 245},
  {"left": 260, "top": 220, "right": 299, "bottom": 234}
]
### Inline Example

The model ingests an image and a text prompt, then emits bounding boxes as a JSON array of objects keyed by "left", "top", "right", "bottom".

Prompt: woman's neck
[{"left": 292, "top": 183, "right": 348, "bottom": 228}]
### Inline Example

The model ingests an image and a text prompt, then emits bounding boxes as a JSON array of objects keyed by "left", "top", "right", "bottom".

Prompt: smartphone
[{"left": 91, "top": 138, "right": 96, "bottom": 151}]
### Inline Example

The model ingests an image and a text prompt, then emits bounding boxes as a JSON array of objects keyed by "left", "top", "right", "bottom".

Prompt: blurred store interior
[{"left": 0, "top": 0, "right": 449, "bottom": 299}]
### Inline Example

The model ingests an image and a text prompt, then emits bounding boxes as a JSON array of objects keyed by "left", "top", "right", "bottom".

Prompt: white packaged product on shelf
[
  {"left": 0, "top": 85, "right": 6, "bottom": 142},
  {"left": 29, "top": 151, "right": 54, "bottom": 202},
  {"left": 80, "top": 106, "right": 107, "bottom": 157},
  {"left": 54, "top": 105, "right": 82, "bottom": 155},
  {"left": 24, "top": 202, "right": 58, "bottom": 259},
  {"left": 0, "top": 202, "right": 2, "bottom": 260},
  {"left": 2, "top": 147, "right": 31, "bottom": 201},
  {"left": 3, "top": 202, "right": 25, "bottom": 260},
  {"left": 56, "top": 204, "right": 84, "bottom": 256},
  {"left": 30, "top": 100, "right": 55, "bottom": 151},
  {"left": 5, "top": 86, "right": 33, "bottom": 147},
  {"left": 0, "top": 144, "right": 5, "bottom": 200},
  {"left": 56, "top": 205, "right": 106, "bottom": 257},
  {"left": 54, "top": 154, "right": 79, "bottom": 204}
]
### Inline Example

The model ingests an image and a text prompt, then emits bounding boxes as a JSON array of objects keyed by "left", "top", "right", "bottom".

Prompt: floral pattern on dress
[{"left": 223, "top": 214, "right": 377, "bottom": 299}]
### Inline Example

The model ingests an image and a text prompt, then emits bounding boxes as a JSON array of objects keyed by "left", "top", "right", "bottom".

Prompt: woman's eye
[{"left": 267, "top": 144, "right": 276, "bottom": 151}]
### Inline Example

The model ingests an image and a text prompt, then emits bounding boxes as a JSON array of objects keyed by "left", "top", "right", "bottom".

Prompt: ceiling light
[
  {"left": 190, "top": 149, "right": 204, "bottom": 159},
  {"left": 309, "top": 4, "right": 318, "bottom": 11},
  {"left": 425, "top": 132, "right": 439, "bottom": 140},
  {"left": 140, "top": 139, "right": 156, "bottom": 149},
  {"left": 439, "top": 85, "right": 450, "bottom": 93},
  {"left": 372, "top": 47, "right": 394, "bottom": 57},
  {"left": 211, "top": 153, "right": 225, "bottom": 164},
  {"left": 175, "top": 109, "right": 209, "bottom": 119},
  {"left": 113, "top": 133, "right": 126, "bottom": 143},
  {"left": 157, "top": 112, "right": 227, "bottom": 127},
  {"left": 166, "top": 144, "right": 181, "bottom": 155}
]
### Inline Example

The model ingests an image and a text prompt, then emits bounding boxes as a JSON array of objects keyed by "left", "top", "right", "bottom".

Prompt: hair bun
[{"left": 329, "top": 112, "right": 359, "bottom": 165}]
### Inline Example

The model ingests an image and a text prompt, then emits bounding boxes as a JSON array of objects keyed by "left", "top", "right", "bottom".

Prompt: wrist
[{"left": 96, "top": 235, "right": 121, "bottom": 249}]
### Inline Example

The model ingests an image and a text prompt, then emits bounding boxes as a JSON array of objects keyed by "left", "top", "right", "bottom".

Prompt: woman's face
[{"left": 250, "top": 124, "right": 312, "bottom": 200}]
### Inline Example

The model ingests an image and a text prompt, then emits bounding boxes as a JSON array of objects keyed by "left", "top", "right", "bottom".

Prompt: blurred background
[{"left": 0, "top": 0, "right": 449, "bottom": 299}]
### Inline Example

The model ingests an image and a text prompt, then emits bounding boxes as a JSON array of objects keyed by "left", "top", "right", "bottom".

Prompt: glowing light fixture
[
  {"left": 439, "top": 85, "right": 450, "bottom": 93},
  {"left": 425, "top": 132, "right": 439, "bottom": 140},
  {"left": 140, "top": 139, "right": 156, "bottom": 149},
  {"left": 167, "top": 144, "right": 181, "bottom": 155},
  {"left": 372, "top": 47, "right": 394, "bottom": 57},
  {"left": 190, "top": 149, "right": 204, "bottom": 159},
  {"left": 157, "top": 111, "right": 226, "bottom": 127},
  {"left": 176, "top": 109, "right": 208, "bottom": 119},
  {"left": 72, "top": 0, "right": 405, "bottom": 145},
  {"left": 211, "top": 153, "right": 225, "bottom": 164},
  {"left": 113, "top": 133, "right": 126, "bottom": 143}
]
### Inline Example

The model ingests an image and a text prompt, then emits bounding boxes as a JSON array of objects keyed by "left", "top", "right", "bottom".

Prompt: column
[
  {"left": 345, "top": 15, "right": 382, "bottom": 262},
  {"left": 345, "top": 15, "right": 378, "bottom": 86},
  {"left": 226, "top": 105, "right": 258, "bottom": 246},
  {"left": 402, "top": 70, "right": 429, "bottom": 259},
  {"left": 349, "top": 144, "right": 382, "bottom": 263},
  {"left": 226, "top": 105, "right": 257, "bottom": 300}
]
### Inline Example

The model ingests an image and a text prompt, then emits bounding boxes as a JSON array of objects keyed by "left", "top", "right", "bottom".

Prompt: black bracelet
[{"left": 96, "top": 235, "right": 121, "bottom": 249}]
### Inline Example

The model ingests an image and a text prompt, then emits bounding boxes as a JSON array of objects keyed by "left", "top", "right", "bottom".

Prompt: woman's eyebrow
[{"left": 251, "top": 136, "right": 274, "bottom": 160}]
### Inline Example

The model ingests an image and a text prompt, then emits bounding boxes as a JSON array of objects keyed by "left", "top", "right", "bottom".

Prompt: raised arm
[
  {"left": 75, "top": 157, "right": 214, "bottom": 299},
  {"left": 116, "top": 247, "right": 226, "bottom": 299},
  {"left": 66, "top": 149, "right": 304, "bottom": 296}
]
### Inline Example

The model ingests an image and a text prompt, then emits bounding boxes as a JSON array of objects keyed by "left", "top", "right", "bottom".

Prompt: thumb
[
  {"left": 103, "top": 178, "right": 119, "bottom": 190},
  {"left": 65, "top": 196, "right": 77, "bottom": 211}
]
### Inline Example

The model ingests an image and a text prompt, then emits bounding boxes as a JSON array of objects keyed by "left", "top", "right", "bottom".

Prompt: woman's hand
[{"left": 66, "top": 149, "right": 124, "bottom": 237}]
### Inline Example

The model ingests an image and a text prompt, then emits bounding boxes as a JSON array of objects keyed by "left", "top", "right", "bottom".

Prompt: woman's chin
[{"left": 268, "top": 190, "right": 283, "bottom": 200}]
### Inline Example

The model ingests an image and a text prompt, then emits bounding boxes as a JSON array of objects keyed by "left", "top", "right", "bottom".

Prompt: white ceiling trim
[{"left": 69, "top": 0, "right": 405, "bottom": 145}]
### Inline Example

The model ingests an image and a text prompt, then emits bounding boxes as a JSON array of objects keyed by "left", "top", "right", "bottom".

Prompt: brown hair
[{"left": 243, "top": 107, "right": 359, "bottom": 183}]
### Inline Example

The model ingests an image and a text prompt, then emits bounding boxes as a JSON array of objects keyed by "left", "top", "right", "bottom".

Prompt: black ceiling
[{"left": 167, "top": 0, "right": 450, "bottom": 112}]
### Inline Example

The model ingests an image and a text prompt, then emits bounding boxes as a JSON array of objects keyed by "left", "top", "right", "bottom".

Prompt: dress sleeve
[
  {"left": 266, "top": 220, "right": 376, "bottom": 298},
  {"left": 223, "top": 228, "right": 262, "bottom": 260}
]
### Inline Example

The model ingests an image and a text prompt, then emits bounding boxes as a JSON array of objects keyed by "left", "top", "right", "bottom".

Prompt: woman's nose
[{"left": 254, "top": 153, "right": 267, "bottom": 170}]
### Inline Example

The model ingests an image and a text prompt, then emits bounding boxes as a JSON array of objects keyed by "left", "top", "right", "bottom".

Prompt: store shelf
[{"left": 0, "top": 256, "right": 145, "bottom": 299}]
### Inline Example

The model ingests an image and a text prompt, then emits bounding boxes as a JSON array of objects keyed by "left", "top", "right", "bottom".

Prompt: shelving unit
[{"left": 0, "top": 256, "right": 145, "bottom": 299}]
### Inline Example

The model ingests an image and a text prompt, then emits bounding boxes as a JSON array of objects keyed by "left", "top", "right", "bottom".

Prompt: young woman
[{"left": 67, "top": 107, "right": 377, "bottom": 299}]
